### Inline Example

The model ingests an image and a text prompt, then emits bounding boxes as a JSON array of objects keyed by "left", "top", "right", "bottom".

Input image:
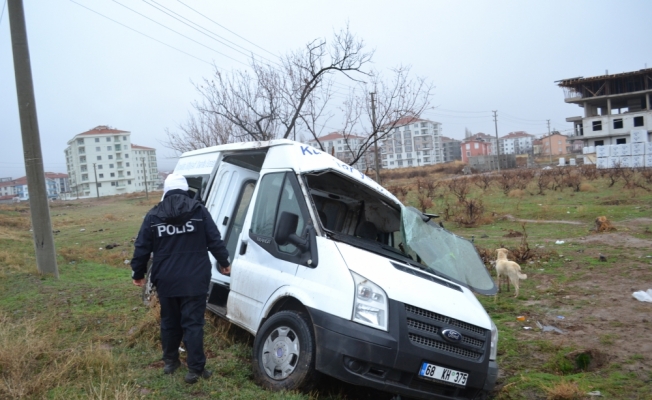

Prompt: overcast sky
[{"left": 1, "top": 0, "right": 651, "bottom": 178}]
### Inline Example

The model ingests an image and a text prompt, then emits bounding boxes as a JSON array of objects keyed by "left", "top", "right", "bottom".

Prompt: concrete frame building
[
  {"left": 441, "top": 136, "right": 462, "bottom": 162},
  {"left": 306, "top": 132, "right": 374, "bottom": 172},
  {"left": 379, "top": 116, "right": 443, "bottom": 169},
  {"left": 557, "top": 68, "right": 652, "bottom": 146},
  {"left": 65, "top": 126, "right": 159, "bottom": 198}
]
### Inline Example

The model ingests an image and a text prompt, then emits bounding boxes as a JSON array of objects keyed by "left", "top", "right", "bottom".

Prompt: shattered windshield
[{"left": 400, "top": 206, "right": 497, "bottom": 295}]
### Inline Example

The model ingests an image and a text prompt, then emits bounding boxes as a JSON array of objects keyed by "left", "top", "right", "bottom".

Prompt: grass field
[{"left": 1, "top": 165, "right": 651, "bottom": 399}]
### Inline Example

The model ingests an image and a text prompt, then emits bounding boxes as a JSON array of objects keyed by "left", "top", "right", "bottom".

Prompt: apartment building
[
  {"left": 499, "top": 131, "right": 535, "bottom": 155},
  {"left": 441, "top": 136, "right": 462, "bottom": 162},
  {"left": 306, "top": 132, "right": 374, "bottom": 172},
  {"left": 557, "top": 68, "right": 651, "bottom": 147},
  {"left": 64, "top": 126, "right": 159, "bottom": 197},
  {"left": 537, "top": 133, "right": 568, "bottom": 156},
  {"left": 379, "top": 116, "right": 443, "bottom": 169}
]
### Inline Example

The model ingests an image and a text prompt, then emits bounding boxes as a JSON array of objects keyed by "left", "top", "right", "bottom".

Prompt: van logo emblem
[{"left": 441, "top": 329, "right": 462, "bottom": 343}]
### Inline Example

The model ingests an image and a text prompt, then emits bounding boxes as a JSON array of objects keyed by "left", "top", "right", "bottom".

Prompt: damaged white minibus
[{"left": 164, "top": 139, "right": 498, "bottom": 399}]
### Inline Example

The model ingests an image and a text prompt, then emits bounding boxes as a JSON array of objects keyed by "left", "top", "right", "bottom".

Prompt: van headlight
[
  {"left": 351, "top": 271, "right": 388, "bottom": 331},
  {"left": 490, "top": 321, "right": 498, "bottom": 361}
]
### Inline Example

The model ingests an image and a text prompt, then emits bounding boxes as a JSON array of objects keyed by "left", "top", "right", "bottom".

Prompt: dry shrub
[
  {"left": 58, "top": 245, "right": 131, "bottom": 267},
  {"left": 0, "top": 213, "right": 30, "bottom": 230},
  {"left": 507, "top": 189, "right": 525, "bottom": 198},
  {"left": 542, "top": 380, "right": 584, "bottom": 400},
  {"left": 579, "top": 182, "right": 596, "bottom": 192},
  {"left": 0, "top": 250, "right": 29, "bottom": 273},
  {"left": 417, "top": 193, "right": 433, "bottom": 212},
  {"left": 0, "top": 314, "right": 134, "bottom": 400},
  {"left": 386, "top": 184, "right": 409, "bottom": 201},
  {"left": 127, "top": 295, "right": 161, "bottom": 346},
  {"left": 103, "top": 214, "right": 119, "bottom": 221},
  {"left": 452, "top": 199, "right": 488, "bottom": 227},
  {"left": 594, "top": 216, "right": 616, "bottom": 232}
]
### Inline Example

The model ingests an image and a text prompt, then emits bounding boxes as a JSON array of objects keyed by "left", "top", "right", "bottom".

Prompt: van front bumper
[{"left": 308, "top": 301, "right": 497, "bottom": 400}]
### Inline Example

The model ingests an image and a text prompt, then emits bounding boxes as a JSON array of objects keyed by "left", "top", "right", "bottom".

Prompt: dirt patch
[
  {"left": 504, "top": 214, "right": 584, "bottom": 225},
  {"left": 572, "top": 233, "right": 652, "bottom": 249}
]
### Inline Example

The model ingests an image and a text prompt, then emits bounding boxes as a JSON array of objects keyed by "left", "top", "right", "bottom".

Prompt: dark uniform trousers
[{"left": 159, "top": 295, "right": 207, "bottom": 372}]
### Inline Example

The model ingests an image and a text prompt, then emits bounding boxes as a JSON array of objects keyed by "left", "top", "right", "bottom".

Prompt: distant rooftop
[{"left": 78, "top": 125, "right": 130, "bottom": 136}]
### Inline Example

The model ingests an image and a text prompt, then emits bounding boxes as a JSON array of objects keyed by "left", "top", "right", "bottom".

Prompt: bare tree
[
  {"left": 324, "top": 66, "right": 434, "bottom": 171},
  {"left": 163, "top": 112, "right": 237, "bottom": 153},
  {"left": 192, "top": 26, "right": 373, "bottom": 142}
]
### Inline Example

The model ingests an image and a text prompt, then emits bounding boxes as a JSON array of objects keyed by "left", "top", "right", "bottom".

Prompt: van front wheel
[{"left": 252, "top": 310, "right": 317, "bottom": 391}]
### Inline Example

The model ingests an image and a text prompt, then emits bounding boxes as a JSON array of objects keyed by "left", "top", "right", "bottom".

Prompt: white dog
[{"left": 495, "top": 248, "right": 527, "bottom": 297}]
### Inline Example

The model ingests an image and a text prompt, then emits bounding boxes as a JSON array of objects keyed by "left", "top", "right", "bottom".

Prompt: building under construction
[{"left": 557, "top": 68, "right": 651, "bottom": 147}]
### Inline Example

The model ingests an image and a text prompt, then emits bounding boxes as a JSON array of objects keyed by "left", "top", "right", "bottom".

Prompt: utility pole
[
  {"left": 492, "top": 110, "right": 501, "bottom": 171},
  {"left": 371, "top": 92, "right": 381, "bottom": 183},
  {"left": 142, "top": 157, "right": 149, "bottom": 200},
  {"left": 547, "top": 119, "right": 553, "bottom": 164},
  {"left": 93, "top": 163, "right": 99, "bottom": 198},
  {"left": 8, "top": 0, "right": 58, "bottom": 277}
]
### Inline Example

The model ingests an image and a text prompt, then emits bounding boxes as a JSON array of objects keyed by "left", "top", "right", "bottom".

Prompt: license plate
[{"left": 418, "top": 362, "right": 468, "bottom": 386}]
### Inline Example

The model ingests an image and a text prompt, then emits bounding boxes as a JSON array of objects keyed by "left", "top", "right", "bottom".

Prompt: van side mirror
[{"left": 275, "top": 211, "right": 319, "bottom": 267}]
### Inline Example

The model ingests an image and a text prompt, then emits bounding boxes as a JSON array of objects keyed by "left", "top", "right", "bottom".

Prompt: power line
[
  {"left": 0, "top": 0, "right": 6, "bottom": 26},
  {"left": 111, "top": 0, "right": 249, "bottom": 67},
  {"left": 69, "top": 0, "right": 213, "bottom": 65}
]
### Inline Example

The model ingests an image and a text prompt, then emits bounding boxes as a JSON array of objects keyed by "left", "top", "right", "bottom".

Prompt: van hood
[{"left": 335, "top": 241, "right": 492, "bottom": 330}]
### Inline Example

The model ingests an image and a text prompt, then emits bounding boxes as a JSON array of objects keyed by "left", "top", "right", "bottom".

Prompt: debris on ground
[
  {"left": 555, "top": 240, "right": 565, "bottom": 244},
  {"left": 503, "top": 229, "right": 523, "bottom": 238},
  {"left": 599, "top": 253, "right": 607, "bottom": 262},
  {"left": 536, "top": 321, "right": 564, "bottom": 334},
  {"left": 105, "top": 243, "right": 120, "bottom": 249},
  {"left": 632, "top": 289, "right": 652, "bottom": 303}
]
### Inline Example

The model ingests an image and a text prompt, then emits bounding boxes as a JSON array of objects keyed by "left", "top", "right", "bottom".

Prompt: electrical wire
[{"left": 69, "top": 0, "right": 213, "bottom": 65}]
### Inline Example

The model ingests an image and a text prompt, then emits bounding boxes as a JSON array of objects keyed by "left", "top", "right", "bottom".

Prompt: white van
[{"left": 169, "top": 139, "right": 498, "bottom": 399}]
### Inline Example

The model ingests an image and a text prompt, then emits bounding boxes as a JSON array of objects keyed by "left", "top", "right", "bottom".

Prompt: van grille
[
  {"left": 409, "top": 334, "right": 482, "bottom": 360},
  {"left": 405, "top": 304, "right": 486, "bottom": 335},
  {"left": 405, "top": 304, "right": 487, "bottom": 359}
]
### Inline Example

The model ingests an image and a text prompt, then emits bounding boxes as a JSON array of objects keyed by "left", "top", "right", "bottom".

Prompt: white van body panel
[
  {"left": 335, "top": 242, "right": 492, "bottom": 330},
  {"left": 173, "top": 151, "right": 221, "bottom": 176}
]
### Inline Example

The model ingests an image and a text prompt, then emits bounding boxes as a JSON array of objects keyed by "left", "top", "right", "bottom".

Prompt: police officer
[{"left": 131, "top": 173, "right": 230, "bottom": 384}]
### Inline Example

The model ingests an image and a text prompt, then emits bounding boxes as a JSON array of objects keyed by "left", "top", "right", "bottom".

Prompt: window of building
[
  {"left": 128, "top": 180, "right": 131, "bottom": 184},
  {"left": 123, "top": 136, "right": 127, "bottom": 141},
  {"left": 82, "top": 174, "right": 88, "bottom": 181},
  {"left": 397, "top": 154, "right": 402, "bottom": 159},
  {"left": 127, "top": 171, "right": 131, "bottom": 176},
  {"left": 77, "top": 139, "right": 84, "bottom": 145},
  {"left": 594, "top": 140, "right": 604, "bottom": 146},
  {"left": 592, "top": 121, "right": 602, "bottom": 131},
  {"left": 99, "top": 173, "right": 104, "bottom": 178},
  {"left": 108, "top": 155, "right": 113, "bottom": 160},
  {"left": 109, "top": 164, "right": 114, "bottom": 168},
  {"left": 466, "top": 151, "right": 471, "bottom": 157},
  {"left": 126, "top": 162, "right": 130, "bottom": 167},
  {"left": 97, "top": 156, "right": 101, "bottom": 161},
  {"left": 474, "top": 143, "right": 479, "bottom": 149},
  {"left": 466, "top": 143, "right": 471, "bottom": 149},
  {"left": 110, "top": 173, "right": 115, "bottom": 177},
  {"left": 125, "top": 154, "right": 129, "bottom": 158},
  {"left": 111, "top": 182, "right": 116, "bottom": 186},
  {"left": 98, "top": 165, "right": 103, "bottom": 169},
  {"left": 390, "top": 161, "right": 394, "bottom": 165},
  {"left": 397, "top": 161, "right": 403, "bottom": 166},
  {"left": 95, "top": 138, "right": 100, "bottom": 143},
  {"left": 634, "top": 116, "right": 644, "bottom": 127},
  {"left": 106, "top": 137, "right": 111, "bottom": 142},
  {"left": 613, "top": 119, "right": 623, "bottom": 129},
  {"left": 79, "top": 156, "right": 86, "bottom": 162},
  {"left": 616, "top": 138, "right": 627, "bottom": 144},
  {"left": 97, "top": 183, "right": 102, "bottom": 188}
]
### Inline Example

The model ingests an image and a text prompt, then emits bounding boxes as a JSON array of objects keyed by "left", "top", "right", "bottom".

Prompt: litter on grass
[
  {"left": 536, "top": 321, "right": 564, "bottom": 334},
  {"left": 555, "top": 240, "right": 565, "bottom": 244},
  {"left": 632, "top": 289, "right": 652, "bottom": 303}
]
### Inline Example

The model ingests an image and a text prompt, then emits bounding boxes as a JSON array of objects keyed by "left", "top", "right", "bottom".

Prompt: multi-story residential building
[
  {"left": 557, "top": 68, "right": 651, "bottom": 146},
  {"left": 379, "top": 116, "right": 443, "bottom": 169},
  {"left": 461, "top": 139, "right": 492, "bottom": 163},
  {"left": 64, "top": 126, "right": 160, "bottom": 197},
  {"left": 499, "top": 131, "right": 535, "bottom": 155},
  {"left": 306, "top": 132, "right": 374, "bottom": 172},
  {"left": 464, "top": 132, "right": 497, "bottom": 155},
  {"left": 45, "top": 172, "right": 70, "bottom": 196},
  {"left": 538, "top": 133, "right": 569, "bottom": 156},
  {"left": 0, "top": 178, "right": 16, "bottom": 201},
  {"left": 441, "top": 136, "right": 462, "bottom": 162}
]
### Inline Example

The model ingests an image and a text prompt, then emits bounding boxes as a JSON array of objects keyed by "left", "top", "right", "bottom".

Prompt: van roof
[{"left": 179, "top": 139, "right": 399, "bottom": 205}]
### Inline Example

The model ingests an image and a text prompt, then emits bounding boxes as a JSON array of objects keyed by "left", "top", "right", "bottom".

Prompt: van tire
[
  {"left": 141, "top": 259, "right": 155, "bottom": 306},
  {"left": 252, "top": 310, "right": 317, "bottom": 391}
]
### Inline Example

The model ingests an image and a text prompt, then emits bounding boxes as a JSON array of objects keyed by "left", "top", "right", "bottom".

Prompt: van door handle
[
  {"left": 222, "top": 216, "right": 229, "bottom": 226},
  {"left": 239, "top": 241, "right": 247, "bottom": 255}
]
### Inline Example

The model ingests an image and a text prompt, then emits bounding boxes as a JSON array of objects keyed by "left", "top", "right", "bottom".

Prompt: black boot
[
  {"left": 163, "top": 359, "right": 181, "bottom": 374},
  {"left": 184, "top": 369, "right": 212, "bottom": 384}
]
